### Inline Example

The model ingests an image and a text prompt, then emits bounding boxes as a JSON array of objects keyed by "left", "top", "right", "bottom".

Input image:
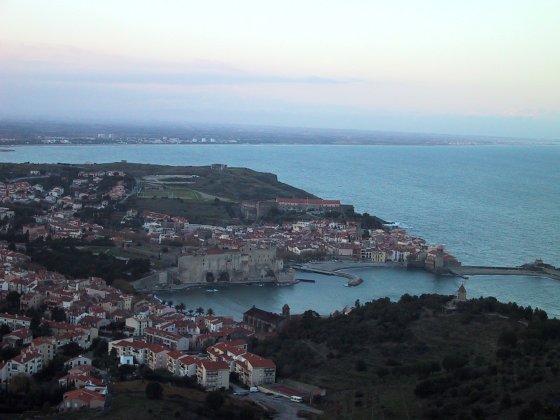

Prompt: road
[{"left": 230, "top": 384, "right": 322, "bottom": 420}]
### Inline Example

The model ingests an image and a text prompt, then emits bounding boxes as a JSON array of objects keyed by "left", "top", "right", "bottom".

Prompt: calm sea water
[
  {"left": 4, "top": 144, "right": 559, "bottom": 317},
  {"left": 159, "top": 269, "right": 560, "bottom": 319}
]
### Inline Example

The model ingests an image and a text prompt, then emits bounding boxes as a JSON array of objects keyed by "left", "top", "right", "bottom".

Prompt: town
[{"left": 0, "top": 162, "right": 460, "bottom": 417}]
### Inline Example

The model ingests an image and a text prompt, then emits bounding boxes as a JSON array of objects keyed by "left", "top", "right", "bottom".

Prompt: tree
[
  {"left": 175, "top": 303, "right": 186, "bottom": 313},
  {"left": 9, "top": 374, "right": 32, "bottom": 394},
  {"left": 195, "top": 307, "right": 204, "bottom": 316},
  {"left": 0, "top": 346, "right": 20, "bottom": 362},
  {"left": 355, "top": 360, "right": 367, "bottom": 372},
  {"left": 498, "top": 329, "right": 518, "bottom": 348},
  {"left": 205, "top": 391, "right": 224, "bottom": 410},
  {"left": 442, "top": 353, "right": 469, "bottom": 371},
  {"left": 0, "top": 323, "right": 11, "bottom": 339},
  {"left": 91, "top": 338, "right": 108, "bottom": 358},
  {"left": 61, "top": 342, "right": 82, "bottom": 357},
  {"left": 145, "top": 382, "right": 163, "bottom": 400},
  {"left": 51, "top": 306, "right": 67, "bottom": 322},
  {"left": 30, "top": 313, "right": 41, "bottom": 337},
  {"left": 207, "top": 308, "right": 214, "bottom": 316},
  {"left": 118, "top": 364, "right": 136, "bottom": 380},
  {"left": 6, "top": 291, "right": 21, "bottom": 313}
]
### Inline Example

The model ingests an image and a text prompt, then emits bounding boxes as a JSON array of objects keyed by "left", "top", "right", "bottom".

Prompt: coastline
[{"left": 139, "top": 260, "right": 560, "bottom": 296}]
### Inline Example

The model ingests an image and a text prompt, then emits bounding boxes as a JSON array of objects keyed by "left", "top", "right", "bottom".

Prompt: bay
[{"left": 4, "top": 143, "right": 559, "bottom": 317}]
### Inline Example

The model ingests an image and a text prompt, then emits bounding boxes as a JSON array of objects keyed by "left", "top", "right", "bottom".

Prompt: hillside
[
  {"left": 0, "top": 162, "right": 317, "bottom": 225},
  {"left": 96, "top": 163, "right": 316, "bottom": 202},
  {"left": 0, "top": 162, "right": 315, "bottom": 202},
  {"left": 252, "top": 295, "right": 560, "bottom": 419}
]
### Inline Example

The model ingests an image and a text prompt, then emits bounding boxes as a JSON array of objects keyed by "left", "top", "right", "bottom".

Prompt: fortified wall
[{"left": 177, "top": 246, "right": 294, "bottom": 285}]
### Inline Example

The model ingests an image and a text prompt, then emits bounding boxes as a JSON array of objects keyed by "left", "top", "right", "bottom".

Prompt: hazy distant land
[{"left": 0, "top": 120, "right": 557, "bottom": 146}]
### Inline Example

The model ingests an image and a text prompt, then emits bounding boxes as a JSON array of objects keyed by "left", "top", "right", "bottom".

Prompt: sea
[{"left": 3, "top": 144, "right": 559, "bottom": 318}]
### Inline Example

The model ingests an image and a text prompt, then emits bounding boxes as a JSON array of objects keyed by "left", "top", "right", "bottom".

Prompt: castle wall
[{"left": 177, "top": 247, "right": 291, "bottom": 285}]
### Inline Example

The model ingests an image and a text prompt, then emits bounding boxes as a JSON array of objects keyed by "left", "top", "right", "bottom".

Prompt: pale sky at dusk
[{"left": 1, "top": 0, "right": 559, "bottom": 138}]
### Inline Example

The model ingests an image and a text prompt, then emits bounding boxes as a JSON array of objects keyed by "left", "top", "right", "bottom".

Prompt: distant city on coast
[{"left": 0, "top": 121, "right": 558, "bottom": 147}]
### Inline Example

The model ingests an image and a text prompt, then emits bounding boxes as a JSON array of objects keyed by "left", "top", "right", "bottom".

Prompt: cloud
[
  {"left": 0, "top": 45, "right": 357, "bottom": 87},
  {"left": 1, "top": 69, "right": 355, "bottom": 86},
  {"left": 1, "top": 45, "right": 559, "bottom": 140}
]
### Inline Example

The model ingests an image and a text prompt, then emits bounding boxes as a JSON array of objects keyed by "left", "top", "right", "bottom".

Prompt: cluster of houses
[
  {"left": 16, "top": 169, "right": 131, "bottom": 241},
  {"left": 0, "top": 242, "right": 281, "bottom": 411},
  {"left": 15, "top": 170, "right": 458, "bottom": 271},
  {"left": 170, "top": 217, "right": 459, "bottom": 271},
  {"left": 109, "top": 335, "right": 276, "bottom": 391},
  {"left": 0, "top": 181, "right": 39, "bottom": 204},
  {"left": 139, "top": 210, "right": 189, "bottom": 244},
  {"left": 108, "top": 304, "right": 278, "bottom": 391},
  {"left": 0, "top": 180, "right": 74, "bottom": 207},
  {"left": 0, "top": 251, "right": 131, "bottom": 409},
  {"left": 0, "top": 311, "right": 104, "bottom": 411}
]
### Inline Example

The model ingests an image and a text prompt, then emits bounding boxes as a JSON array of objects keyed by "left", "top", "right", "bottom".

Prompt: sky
[{"left": 1, "top": 0, "right": 559, "bottom": 139}]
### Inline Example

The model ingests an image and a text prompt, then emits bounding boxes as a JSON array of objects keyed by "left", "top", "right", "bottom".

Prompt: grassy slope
[
  {"left": 97, "top": 163, "right": 315, "bottom": 201},
  {"left": 0, "top": 162, "right": 315, "bottom": 201}
]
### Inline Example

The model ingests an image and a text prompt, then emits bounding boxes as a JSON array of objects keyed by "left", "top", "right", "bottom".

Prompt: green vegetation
[
  {"left": 90, "top": 162, "right": 314, "bottom": 201},
  {"left": 138, "top": 186, "right": 202, "bottom": 200},
  {"left": 27, "top": 238, "right": 151, "bottom": 284},
  {"left": 252, "top": 295, "right": 560, "bottom": 419},
  {"left": 145, "top": 382, "right": 163, "bottom": 400},
  {"left": 129, "top": 196, "right": 240, "bottom": 224}
]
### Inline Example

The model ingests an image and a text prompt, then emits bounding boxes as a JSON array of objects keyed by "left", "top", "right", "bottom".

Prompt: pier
[
  {"left": 450, "top": 265, "right": 560, "bottom": 281},
  {"left": 295, "top": 260, "right": 560, "bottom": 283},
  {"left": 294, "top": 262, "right": 381, "bottom": 286}
]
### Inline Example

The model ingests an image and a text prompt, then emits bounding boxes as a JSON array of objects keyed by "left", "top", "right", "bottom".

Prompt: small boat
[{"left": 205, "top": 288, "right": 219, "bottom": 292}]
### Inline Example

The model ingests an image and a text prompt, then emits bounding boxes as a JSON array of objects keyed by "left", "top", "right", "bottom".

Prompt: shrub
[
  {"left": 205, "top": 391, "right": 224, "bottom": 410},
  {"left": 355, "top": 360, "right": 367, "bottom": 372},
  {"left": 415, "top": 377, "right": 453, "bottom": 398},
  {"left": 498, "top": 330, "right": 518, "bottom": 348},
  {"left": 145, "top": 382, "right": 163, "bottom": 400},
  {"left": 442, "top": 354, "right": 468, "bottom": 371}
]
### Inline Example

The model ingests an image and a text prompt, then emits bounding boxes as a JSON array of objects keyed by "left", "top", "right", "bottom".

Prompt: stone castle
[{"left": 176, "top": 246, "right": 294, "bottom": 285}]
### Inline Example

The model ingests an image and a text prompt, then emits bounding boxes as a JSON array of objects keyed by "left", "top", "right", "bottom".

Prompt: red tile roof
[
  {"left": 63, "top": 388, "right": 105, "bottom": 403},
  {"left": 198, "top": 360, "right": 229, "bottom": 371},
  {"left": 242, "top": 353, "right": 276, "bottom": 369}
]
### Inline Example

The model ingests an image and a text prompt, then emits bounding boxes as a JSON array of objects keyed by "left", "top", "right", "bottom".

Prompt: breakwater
[
  {"left": 294, "top": 261, "right": 401, "bottom": 286},
  {"left": 451, "top": 266, "right": 560, "bottom": 281},
  {"left": 296, "top": 260, "right": 560, "bottom": 283}
]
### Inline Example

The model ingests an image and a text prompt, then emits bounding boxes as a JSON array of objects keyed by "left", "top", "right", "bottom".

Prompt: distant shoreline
[{"left": 5, "top": 142, "right": 558, "bottom": 147}]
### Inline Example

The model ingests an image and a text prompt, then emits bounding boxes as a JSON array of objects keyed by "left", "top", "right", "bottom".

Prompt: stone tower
[
  {"left": 435, "top": 245, "right": 445, "bottom": 273},
  {"left": 457, "top": 284, "right": 467, "bottom": 302}
]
